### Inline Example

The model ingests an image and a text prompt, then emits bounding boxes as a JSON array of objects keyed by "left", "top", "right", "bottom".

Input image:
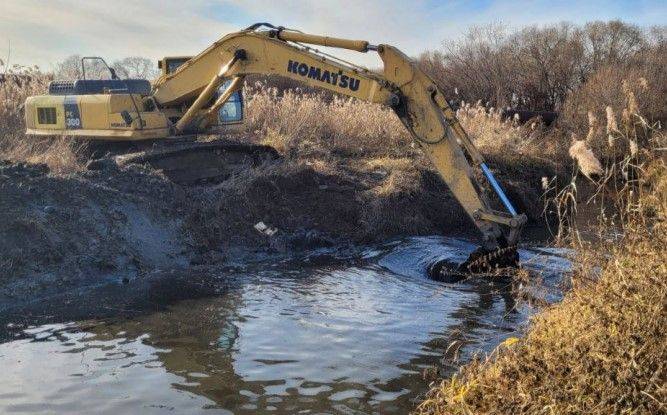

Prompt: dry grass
[
  {"left": 0, "top": 62, "right": 82, "bottom": 174},
  {"left": 417, "top": 229, "right": 666, "bottom": 414},
  {"left": 242, "top": 84, "right": 560, "bottom": 209},
  {"left": 416, "top": 95, "right": 667, "bottom": 414},
  {"left": 362, "top": 157, "right": 421, "bottom": 197},
  {"left": 562, "top": 67, "right": 666, "bottom": 160},
  {"left": 243, "top": 82, "right": 412, "bottom": 158},
  {"left": 456, "top": 102, "right": 554, "bottom": 156},
  {"left": 545, "top": 82, "right": 666, "bottom": 243},
  {"left": 244, "top": 83, "right": 564, "bottom": 163}
]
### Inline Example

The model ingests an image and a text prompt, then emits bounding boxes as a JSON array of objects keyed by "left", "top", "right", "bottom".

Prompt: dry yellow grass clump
[
  {"left": 244, "top": 84, "right": 547, "bottom": 162},
  {"left": 416, "top": 228, "right": 666, "bottom": 414},
  {"left": 243, "top": 83, "right": 411, "bottom": 157},
  {"left": 453, "top": 101, "right": 568, "bottom": 162},
  {"left": 0, "top": 63, "right": 82, "bottom": 174}
]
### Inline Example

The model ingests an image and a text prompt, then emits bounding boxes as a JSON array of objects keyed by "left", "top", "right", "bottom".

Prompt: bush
[{"left": 561, "top": 57, "right": 667, "bottom": 152}]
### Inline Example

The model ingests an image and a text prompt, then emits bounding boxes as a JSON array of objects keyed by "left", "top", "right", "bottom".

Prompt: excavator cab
[
  {"left": 216, "top": 80, "right": 243, "bottom": 124},
  {"left": 158, "top": 57, "right": 243, "bottom": 124},
  {"left": 158, "top": 56, "right": 191, "bottom": 77}
]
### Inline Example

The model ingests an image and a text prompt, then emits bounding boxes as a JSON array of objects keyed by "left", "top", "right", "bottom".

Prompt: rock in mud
[{"left": 86, "top": 157, "right": 118, "bottom": 172}]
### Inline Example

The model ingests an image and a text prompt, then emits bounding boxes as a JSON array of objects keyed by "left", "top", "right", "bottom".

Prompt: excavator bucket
[{"left": 427, "top": 243, "right": 520, "bottom": 283}]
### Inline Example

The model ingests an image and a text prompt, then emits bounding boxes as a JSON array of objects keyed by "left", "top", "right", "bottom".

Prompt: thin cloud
[
  {"left": 1, "top": 0, "right": 663, "bottom": 70},
  {"left": 0, "top": 0, "right": 235, "bottom": 70}
]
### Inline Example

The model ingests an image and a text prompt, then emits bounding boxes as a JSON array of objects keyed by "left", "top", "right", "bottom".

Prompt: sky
[{"left": 1, "top": 0, "right": 665, "bottom": 72}]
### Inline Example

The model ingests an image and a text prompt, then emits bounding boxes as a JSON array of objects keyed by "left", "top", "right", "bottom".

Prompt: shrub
[
  {"left": 561, "top": 63, "right": 666, "bottom": 156},
  {"left": 419, "top": 21, "right": 663, "bottom": 113}
]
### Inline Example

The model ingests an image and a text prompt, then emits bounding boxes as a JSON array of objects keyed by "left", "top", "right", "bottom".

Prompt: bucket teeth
[
  {"left": 462, "top": 245, "right": 519, "bottom": 274},
  {"left": 426, "top": 244, "right": 519, "bottom": 282}
]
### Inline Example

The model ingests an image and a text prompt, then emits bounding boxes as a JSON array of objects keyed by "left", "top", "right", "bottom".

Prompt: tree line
[
  {"left": 418, "top": 20, "right": 665, "bottom": 114},
  {"left": 54, "top": 55, "right": 159, "bottom": 80}
]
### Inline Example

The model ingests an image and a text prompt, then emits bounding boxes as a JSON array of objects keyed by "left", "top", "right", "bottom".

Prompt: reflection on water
[{"left": 0, "top": 237, "right": 570, "bottom": 414}]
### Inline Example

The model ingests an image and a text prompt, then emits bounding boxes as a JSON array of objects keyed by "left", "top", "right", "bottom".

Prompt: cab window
[
  {"left": 167, "top": 59, "right": 187, "bottom": 75},
  {"left": 218, "top": 80, "right": 243, "bottom": 124}
]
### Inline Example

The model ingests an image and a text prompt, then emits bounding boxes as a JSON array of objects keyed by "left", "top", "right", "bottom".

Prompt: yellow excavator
[{"left": 24, "top": 23, "right": 527, "bottom": 279}]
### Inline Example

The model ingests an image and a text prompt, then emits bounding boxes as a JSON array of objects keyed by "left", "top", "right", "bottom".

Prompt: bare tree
[
  {"left": 419, "top": 23, "right": 520, "bottom": 109},
  {"left": 55, "top": 55, "right": 158, "bottom": 80},
  {"left": 583, "top": 21, "right": 645, "bottom": 69},
  {"left": 112, "top": 56, "right": 159, "bottom": 80},
  {"left": 418, "top": 20, "right": 655, "bottom": 112},
  {"left": 511, "top": 23, "right": 585, "bottom": 110},
  {"left": 55, "top": 55, "right": 111, "bottom": 80}
]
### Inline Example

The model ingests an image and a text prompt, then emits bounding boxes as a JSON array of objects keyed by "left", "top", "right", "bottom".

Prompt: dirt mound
[
  {"left": 182, "top": 158, "right": 477, "bottom": 252},
  {"left": 0, "top": 160, "right": 190, "bottom": 285},
  {"left": 0, "top": 149, "right": 554, "bottom": 308}
]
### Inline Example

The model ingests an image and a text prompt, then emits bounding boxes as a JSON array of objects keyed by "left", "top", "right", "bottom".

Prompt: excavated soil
[{"left": 0, "top": 151, "right": 554, "bottom": 315}]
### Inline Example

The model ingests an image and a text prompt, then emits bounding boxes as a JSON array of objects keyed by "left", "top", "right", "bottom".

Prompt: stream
[{"left": 0, "top": 236, "right": 570, "bottom": 414}]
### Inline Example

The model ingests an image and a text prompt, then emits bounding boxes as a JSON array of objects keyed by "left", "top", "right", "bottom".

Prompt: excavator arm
[{"left": 151, "top": 24, "right": 526, "bottom": 256}]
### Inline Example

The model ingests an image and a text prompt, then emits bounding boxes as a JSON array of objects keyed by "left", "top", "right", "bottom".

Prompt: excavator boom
[{"left": 24, "top": 23, "right": 527, "bottom": 274}]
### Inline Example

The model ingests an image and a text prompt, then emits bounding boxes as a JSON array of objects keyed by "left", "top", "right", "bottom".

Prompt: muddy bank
[
  {"left": 0, "top": 160, "right": 190, "bottom": 282},
  {"left": 0, "top": 149, "right": 556, "bottom": 316}
]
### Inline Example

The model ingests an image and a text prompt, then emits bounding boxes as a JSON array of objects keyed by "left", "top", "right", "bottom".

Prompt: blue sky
[{"left": 1, "top": 0, "right": 665, "bottom": 71}]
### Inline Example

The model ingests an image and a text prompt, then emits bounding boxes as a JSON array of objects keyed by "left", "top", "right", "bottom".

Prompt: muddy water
[{"left": 0, "top": 237, "right": 569, "bottom": 414}]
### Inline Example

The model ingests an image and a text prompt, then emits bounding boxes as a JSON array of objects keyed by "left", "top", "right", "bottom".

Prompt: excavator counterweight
[{"left": 24, "top": 23, "right": 526, "bottom": 278}]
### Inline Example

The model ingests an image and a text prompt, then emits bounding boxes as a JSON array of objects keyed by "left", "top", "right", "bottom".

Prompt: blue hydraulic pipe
[{"left": 480, "top": 163, "right": 517, "bottom": 216}]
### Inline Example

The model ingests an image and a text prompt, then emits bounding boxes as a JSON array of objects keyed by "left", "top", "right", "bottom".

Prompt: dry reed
[
  {"left": 242, "top": 83, "right": 410, "bottom": 158},
  {"left": 568, "top": 139, "right": 603, "bottom": 180},
  {"left": 0, "top": 63, "right": 82, "bottom": 174},
  {"left": 455, "top": 102, "right": 554, "bottom": 157},
  {"left": 416, "top": 89, "right": 667, "bottom": 415}
]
